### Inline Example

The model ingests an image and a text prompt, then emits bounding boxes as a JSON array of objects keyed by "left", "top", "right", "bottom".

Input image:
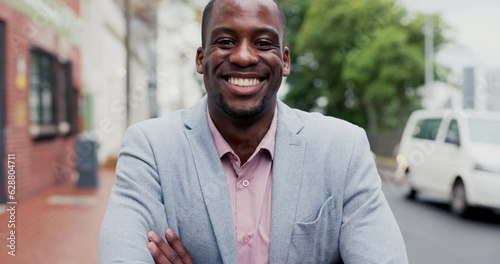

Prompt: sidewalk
[{"left": 0, "top": 168, "right": 116, "bottom": 264}]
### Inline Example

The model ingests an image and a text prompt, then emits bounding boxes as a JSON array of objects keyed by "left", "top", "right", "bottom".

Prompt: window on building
[
  {"left": 64, "top": 63, "right": 77, "bottom": 135},
  {"left": 30, "top": 49, "right": 77, "bottom": 139},
  {"left": 54, "top": 61, "right": 77, "bottom": 135},
  {"left": 30, "top": 50, "right": 55, "bottom": 127}
]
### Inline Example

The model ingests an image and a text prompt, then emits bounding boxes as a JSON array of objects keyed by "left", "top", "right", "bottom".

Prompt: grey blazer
[{"left": 99, "top": 97, "right": 408, "bottom": 263}]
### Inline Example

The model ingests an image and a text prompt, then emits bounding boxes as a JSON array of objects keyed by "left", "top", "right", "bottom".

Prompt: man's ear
[
  {"left": 282, "top": 46, "right": 291, "bottom": 77},
  {"left": 196, "top": 47, "right": 204, "bottom": 74}
]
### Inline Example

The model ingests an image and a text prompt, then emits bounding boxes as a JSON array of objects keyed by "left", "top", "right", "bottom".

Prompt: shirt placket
[{"left": 233, "top": 154, "right": 257, "bottom": 259}]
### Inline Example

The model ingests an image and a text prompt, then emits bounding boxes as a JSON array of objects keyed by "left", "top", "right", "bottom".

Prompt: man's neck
[{"left": 208, "top": 102, "right": 276, "bottom": 163}]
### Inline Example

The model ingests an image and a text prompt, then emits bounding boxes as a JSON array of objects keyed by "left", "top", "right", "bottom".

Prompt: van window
[
  {"left": 412, "top": 118, "right": 442, "bottom": 140},
  {"left": 469, "top": 119, "right": 500, "bottom": 145},
  {"left": 445, "top": 119, "right": 460, "bottom": 145}
]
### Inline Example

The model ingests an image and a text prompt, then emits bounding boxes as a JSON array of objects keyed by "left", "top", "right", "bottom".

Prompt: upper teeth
[{"left": 228, "top": 77, "right": 261, "bottom": 87}]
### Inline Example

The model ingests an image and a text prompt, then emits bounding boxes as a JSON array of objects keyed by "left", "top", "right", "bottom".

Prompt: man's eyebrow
[
  {"left": 210, "top": 27, "right": 238, "bottom": 40},
  {"left": 254, "top": 28, "right": 280, "bottom": 40},
  {"left": 210, "top": 27, "right": 280, "bottom": 41}
]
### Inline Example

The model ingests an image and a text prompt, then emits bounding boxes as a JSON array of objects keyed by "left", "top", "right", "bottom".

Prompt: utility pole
[
  {"left": 125, "top": 0, "right": 131, "bottom": 127},
  {"left": 424, "top": 16, "right": 434, "bottom": 86}
]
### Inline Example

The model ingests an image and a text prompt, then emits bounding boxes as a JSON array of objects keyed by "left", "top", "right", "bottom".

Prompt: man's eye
[
  {"left": 217, "top": 40, "right": 235, "bottom": 47},
  {"left": 255, "top": 41, "right": 274, "bottom": 48}
]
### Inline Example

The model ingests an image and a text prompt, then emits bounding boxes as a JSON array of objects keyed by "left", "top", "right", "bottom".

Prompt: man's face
[{"left": 196, "top": 0, "right": 290, "bottom": 119}]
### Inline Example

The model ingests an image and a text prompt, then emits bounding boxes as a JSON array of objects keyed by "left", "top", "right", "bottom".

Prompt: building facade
[
  {"left": 486, "top": 69, "right": 500, "bottom": 112},
  {"left": 157, "top": 0, "right": 205, "bottom": 115},
  {"left": 0, "top": 0, "right": 82, "bottom": 202},
  {"left": 81, "top": 0, "right": 158, "bottom": 165}
]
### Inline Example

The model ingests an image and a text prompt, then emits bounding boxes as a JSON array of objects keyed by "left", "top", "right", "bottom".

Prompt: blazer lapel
[
  {"left": 269, "top": 101, "right": 307, "bottom": 263},
  {"left": 183, "top": 97, "right": 237, "bottom": 264}
]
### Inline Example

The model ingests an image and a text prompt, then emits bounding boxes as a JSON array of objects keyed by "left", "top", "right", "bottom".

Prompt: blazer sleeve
[
  {"left": 99, "top": 125, "right": 167, "bottom": 263},
  {"left": 339, "top": 128, "right": 408, "bottom": 264}
]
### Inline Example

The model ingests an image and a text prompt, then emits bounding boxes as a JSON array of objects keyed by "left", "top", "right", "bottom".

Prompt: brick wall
[{"left": 0, "top": 0, "right": 81, "bottom": 201}]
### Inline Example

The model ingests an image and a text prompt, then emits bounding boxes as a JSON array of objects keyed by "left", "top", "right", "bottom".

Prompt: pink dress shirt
[{"left": 207, "top": 109, "right": 277, "bottom": 264}]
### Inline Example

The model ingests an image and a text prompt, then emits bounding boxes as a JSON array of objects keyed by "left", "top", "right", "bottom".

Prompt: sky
[{"left": 399, "top": 0, "right": 500, "bottom": 72}]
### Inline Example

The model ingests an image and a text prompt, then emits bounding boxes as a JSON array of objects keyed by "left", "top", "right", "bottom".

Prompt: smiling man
[{"left": 99, "top": 0, "right": 408, "bottom": 263}]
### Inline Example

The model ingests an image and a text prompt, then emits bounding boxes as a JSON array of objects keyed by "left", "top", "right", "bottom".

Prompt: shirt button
[
  {"left": 242, "top": 235, "right": 250, "bottom": 244},
  {"left": 232, "top": 155, "right": 238, "bottom": 162},
  {"left": 242, "top": 179, "right": 250, "bottom": 187}
]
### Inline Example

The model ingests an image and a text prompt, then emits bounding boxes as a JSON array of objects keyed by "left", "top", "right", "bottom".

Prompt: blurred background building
[
  {"left": 402, "top": 0, "right": 500, "bottom": 113},
  {"left": 0, "top": 0, "right": 163, "bottom": 201},
  {"left": 0, "top": 0, "right": 207, "bottom": 203},
  {"left": 417, "top": 67, "right": 500, "bottom": 112},
  {"left": 0, "top": 0, "right": 82, "bottom": 201},
  {"left": 81, "top": 0, "right": 159, "bottom": 165},
  {"left": 85, "top": 0, "right": 209, "bottom": 165},
  {"left": 156, "top": 0, "right": 205, "bottom": 115},
  {"left": 486, "top": 68, "right": 500, "bottom": 112}
]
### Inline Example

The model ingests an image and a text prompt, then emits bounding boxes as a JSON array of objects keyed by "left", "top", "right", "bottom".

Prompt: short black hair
[{"left": 201, "top": 0, "right": 287, "bottom": 48}]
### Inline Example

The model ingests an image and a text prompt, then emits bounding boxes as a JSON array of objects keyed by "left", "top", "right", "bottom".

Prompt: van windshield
[{"left": 469, "top": 119, "right": 500, "bottom": 145}]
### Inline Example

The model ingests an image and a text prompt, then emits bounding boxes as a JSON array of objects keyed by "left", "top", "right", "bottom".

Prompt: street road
[{"left": 380, "top": 167, "right": 500, "bottom": 264}]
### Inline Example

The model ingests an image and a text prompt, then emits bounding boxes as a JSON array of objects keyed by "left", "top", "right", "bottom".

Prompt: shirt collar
[{"left": 207, "top": 106, "right": 278, "bottom": 160}]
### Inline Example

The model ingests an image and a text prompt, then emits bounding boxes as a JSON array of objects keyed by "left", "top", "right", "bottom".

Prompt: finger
[
  {"left": 165, "top": 229, "right": 194, "bottom": 264},
  {"left": 148, "top": 231, "right": 181, "bottom": 264},
  {"left": 147, "top": 241, "right": 171, "bottom": 264}
]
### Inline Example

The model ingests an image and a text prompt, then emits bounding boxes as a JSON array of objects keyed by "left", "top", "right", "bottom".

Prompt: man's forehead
[
  {"left": 213, "top": 0, "right": 278, "bottom": 10},
  {"left": 210, "top": 0, "right": 281, "bottom": 26}
]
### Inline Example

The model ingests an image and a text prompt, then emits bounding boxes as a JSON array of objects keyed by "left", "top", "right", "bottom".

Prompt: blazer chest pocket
[
  {"left": 287, "top": 196, "right": 340, "bottom": 263},
  {"left": 293, "top": 195, "right": 337, "bottom": 235}
]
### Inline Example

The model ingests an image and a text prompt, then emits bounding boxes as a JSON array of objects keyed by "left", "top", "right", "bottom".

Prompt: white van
[{"left": 395, "top": 109, "right": 500, "bottom": 216}]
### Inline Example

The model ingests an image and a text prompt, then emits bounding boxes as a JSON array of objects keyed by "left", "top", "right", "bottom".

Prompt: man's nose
[{"left": 229, "top": 42, "right": 259, "bottom": 67}]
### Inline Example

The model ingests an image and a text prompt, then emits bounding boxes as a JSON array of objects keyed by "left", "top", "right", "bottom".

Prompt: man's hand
[{"left": 147, "top": 229, "right": 194, "bottom": 264}]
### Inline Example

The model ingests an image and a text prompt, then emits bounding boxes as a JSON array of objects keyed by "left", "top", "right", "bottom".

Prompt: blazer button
[{"left": 242, "top": 179, "right": 250, "bottom": 187}]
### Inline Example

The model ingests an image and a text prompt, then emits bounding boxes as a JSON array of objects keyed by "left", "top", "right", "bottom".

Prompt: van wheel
[
  {"left": 402, "top": 180, "right": 418, "bottom": 200},
  {"left": 402, "top": 169, "right": 417, "bottom": 200},
  {"left": 450, "top": 181, "right": 469, "bottom": 217},
  {"left": 406, "top": 188, "right": 418, "bottom": 200}
]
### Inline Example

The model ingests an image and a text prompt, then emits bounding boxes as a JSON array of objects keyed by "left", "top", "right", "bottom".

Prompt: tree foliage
[{"left": 281, "top": 0, "right": 448, "bottom": 137}]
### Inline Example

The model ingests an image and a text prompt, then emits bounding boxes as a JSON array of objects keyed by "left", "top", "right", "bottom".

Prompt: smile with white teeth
[{"left": 227, "top": 77, "right": 261, "bottom": 87}]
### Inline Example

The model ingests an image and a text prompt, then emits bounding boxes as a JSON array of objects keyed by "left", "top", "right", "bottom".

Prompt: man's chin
[
  {"left": 211, "top": 93, "right": 272, "bottom": 120},
  {"left": 221, "top": 105, "right": 263, "bottom": 119}
]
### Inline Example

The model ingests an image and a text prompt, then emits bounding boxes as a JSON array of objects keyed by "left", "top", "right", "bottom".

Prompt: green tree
[{"left": 283, "top": 0, "right": 448, "bottom": 139}]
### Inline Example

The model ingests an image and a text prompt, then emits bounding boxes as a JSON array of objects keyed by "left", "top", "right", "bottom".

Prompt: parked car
[{"left": 395, "top": 109, "right": 500, "bottom": 216}]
